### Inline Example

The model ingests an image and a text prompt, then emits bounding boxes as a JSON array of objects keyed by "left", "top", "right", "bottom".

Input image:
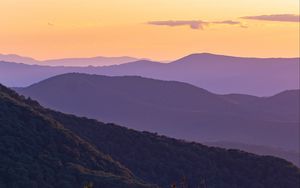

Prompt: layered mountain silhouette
[
  {"left": 1, "top": 84, "right": 300, "bottom": 187},
  {"left": 42, "top": 56, "right": 141, "bottom": 67},
  {"left": 16, "top": 73, "right": 300, "bottom": 153},
  {"left": 224, "top": 90, "right": 300, "bottom": 122},
  {"left": 0, "top": 54, "right": 37, "bottom": 64},
  {"left": 0, "top": 53, "right": 140, "bottom": 66},
  {"left": 98, "top": 53, "right": 299, "bottom": 95},
  {"left": 1, "top": 53, "right": 299, "bottom": 95}
]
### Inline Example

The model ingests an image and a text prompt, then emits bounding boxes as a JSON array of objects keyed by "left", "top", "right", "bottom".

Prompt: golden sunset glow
[{"left": 0, "top": 0, "right": 299, "bottom": 60}]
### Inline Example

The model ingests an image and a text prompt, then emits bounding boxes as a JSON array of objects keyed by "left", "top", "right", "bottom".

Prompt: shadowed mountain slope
[
  {"left": 52, "top": 111, "right": 300, "bottom": 188},
  {"left": 0, "top": 84, "right": 153, "bottom": 188}
]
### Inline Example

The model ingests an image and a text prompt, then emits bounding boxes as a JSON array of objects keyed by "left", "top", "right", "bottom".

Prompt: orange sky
[{"left": 0, "top": 0, "right": 299, "bottom": 60}]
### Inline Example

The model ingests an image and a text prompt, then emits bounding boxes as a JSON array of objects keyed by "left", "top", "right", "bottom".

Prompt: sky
[{"left": 0, "top": 0, "right": 299, "bottom": 61}]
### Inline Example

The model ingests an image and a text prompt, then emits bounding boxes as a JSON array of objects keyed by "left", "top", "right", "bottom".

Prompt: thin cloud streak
[
  {"left": 147, "top": 20, "right": 209, "bottom": 30},
  {"left": 241, "top": 14, "right": 300, "bottom": 22},
  {"left": 147, "top": 20, "right": 244, "bottom": 30},
  {"left": 212, "top": 20, "right": 241, "bottom": 25}
]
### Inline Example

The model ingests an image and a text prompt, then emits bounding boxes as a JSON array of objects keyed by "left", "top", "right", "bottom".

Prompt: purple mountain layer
[
  {"left": 1, "top": 53, "right": 299, "bottom": 96},
  {"left": 0, "top": 53, "right": 141, "bottom": 66},
  {"left": 15, "top": 73, "right": 300, "bottom": 152}
]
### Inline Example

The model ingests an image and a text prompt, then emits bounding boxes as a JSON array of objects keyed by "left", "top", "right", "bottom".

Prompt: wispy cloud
[
  {"left": 147, "top": 20, "right": 208, "bottom": 30},
  {"left": 147, "top": 20, "right": 244, "bottom": 30},
  {"left": 212, "top": 20, "right": 241, "bottom": 25},
  {"left": 241, "top": 14, "right": 300, "bottom": 23}
]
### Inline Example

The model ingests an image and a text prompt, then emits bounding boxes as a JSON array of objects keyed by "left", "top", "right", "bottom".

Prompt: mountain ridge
[
  {"left": 0, "top": 53, "right": 143, "bottom": 67},
  {"left": 172, "top": 53, "right": 300, "bottom": 63}
]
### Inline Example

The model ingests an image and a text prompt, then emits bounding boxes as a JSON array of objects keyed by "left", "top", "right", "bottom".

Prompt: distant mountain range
[
  {"left": 1, "top": 84, "right": 300, "bottom": 188},
  {"left": 0, "top": 53, "right": 141, "bottom": 66},
  {"left": 1, "top": 53, "right": 299, "bottom": 95},
  {"left": 16, "top": 73, "right": 300, "bottom": 154}
]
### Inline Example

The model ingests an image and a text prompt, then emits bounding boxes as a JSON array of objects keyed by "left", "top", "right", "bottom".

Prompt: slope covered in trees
[
  {"left": 0, "top": 84, "right": 154, "bottom": 188},
  {"left": 51, "top": 111, "right": 300, "bottom": 188},
  {"left": 0, "top": 84, "right": 299, "bottom": 187}
]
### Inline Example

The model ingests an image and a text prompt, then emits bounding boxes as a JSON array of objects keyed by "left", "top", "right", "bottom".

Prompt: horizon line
[{"left": 1, "top": 52, "right": 299, "bottom": 63}]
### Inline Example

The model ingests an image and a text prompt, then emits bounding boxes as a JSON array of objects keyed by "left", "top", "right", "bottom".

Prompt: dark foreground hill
[
  {"left": 0, "top": 85, "right": 153, "bottom": 188},
  {"left": 1, "top": 84, "right": 300, "bottom": 187},
  {"left": 16, "top": 73, "right": 300, "bottom": 152}
]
